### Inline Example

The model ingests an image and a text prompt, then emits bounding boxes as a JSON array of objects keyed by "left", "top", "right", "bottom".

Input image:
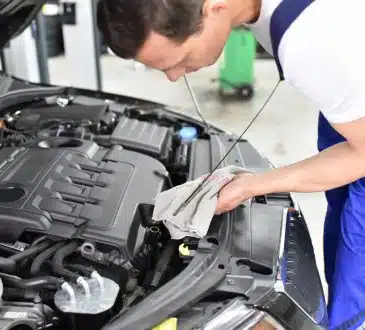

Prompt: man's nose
[{"left": 165, "top": 68, "right": 185, "bottom": 82}]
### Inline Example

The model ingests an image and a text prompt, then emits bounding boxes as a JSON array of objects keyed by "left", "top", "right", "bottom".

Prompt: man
[{"left": 96, "top": 0, "right": 365, "bottom": 328}]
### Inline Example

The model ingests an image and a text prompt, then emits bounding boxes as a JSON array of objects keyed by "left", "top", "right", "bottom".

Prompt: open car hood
[{"left": 0, "top": 0, "right": 45, "bottom": 48}]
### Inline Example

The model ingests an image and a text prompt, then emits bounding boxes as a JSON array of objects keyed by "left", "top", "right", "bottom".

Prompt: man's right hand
[{"left": 215, "top": 172, "right": 256, "bottom": 215}]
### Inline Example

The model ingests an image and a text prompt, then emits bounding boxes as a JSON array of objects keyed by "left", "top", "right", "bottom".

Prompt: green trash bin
[{"left": 219, "top": 27, "right": 256, "bottom": 100}]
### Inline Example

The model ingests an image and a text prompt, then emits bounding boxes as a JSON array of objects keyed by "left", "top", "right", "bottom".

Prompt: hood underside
[{"left": 0, "top": 0, "right": 46, "bottom": 48}]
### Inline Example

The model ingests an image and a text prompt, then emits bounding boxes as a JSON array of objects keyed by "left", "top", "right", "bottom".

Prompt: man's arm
[
  {"left": 214, "top": 0, "right": 365, "bottom": 214},
  {"left": 215, "top": 116, "right": 365, "bottom": 214}
]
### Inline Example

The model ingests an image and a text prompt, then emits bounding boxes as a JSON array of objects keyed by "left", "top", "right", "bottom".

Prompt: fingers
[
  {"left": 218, "top": 177, "right": 233, "bottom": 190},
  {"left": 215, "top": 187, "right": 246, "bottom": 215},
  {"left": 215, "top": 201, "right": 236, "bottom": 215},
  {"left": 215, "top": 205, "right": 226, "bottom": 215},
  {"left": 215, "top": 202, "right": 238, "bottom": 215},
  {"left": 215, "top": 196, "right": 236, "bottom": 215}
]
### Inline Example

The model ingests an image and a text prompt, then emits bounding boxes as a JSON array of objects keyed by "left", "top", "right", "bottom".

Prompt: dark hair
[{"left": 97, "top": 0, "right": 204, "bottom": 59}]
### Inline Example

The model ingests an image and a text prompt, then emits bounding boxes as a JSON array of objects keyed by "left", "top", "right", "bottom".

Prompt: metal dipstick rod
[
  {"left": 184, "top": 74, "right": 210, "bottom": 131},
  {"left": 174, "top": 78, "right": 282, "bottom": 216}
]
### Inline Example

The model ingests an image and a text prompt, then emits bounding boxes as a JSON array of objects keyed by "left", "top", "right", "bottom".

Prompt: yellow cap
[
  {"left": 178, "top": 244, "right": 190, "bottom": 256},
  {"left": 152, "top": 318, "right": 178, "bottom": 330}
]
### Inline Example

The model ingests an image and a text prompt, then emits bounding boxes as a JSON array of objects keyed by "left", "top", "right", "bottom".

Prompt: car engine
[{"left": 0, "top": 75, "right": 328, "bottom": 330}]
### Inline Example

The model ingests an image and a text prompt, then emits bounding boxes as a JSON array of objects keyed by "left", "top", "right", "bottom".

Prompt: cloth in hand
[{"left": 152, "top": 165, "right": 250, "bottom": 239}]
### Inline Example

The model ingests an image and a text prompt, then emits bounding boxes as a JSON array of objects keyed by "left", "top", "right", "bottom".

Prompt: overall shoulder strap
[{"left": 270, "top": 0, "right": 314, "bottom": 80}]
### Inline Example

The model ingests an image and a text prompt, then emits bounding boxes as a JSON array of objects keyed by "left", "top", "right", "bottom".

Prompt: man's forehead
[{"left": 136, "top": 31, "right": 184, "bottom": 69}]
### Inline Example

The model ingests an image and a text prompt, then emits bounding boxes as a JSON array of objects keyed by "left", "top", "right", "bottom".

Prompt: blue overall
[{"left": 270, "top": 1, "right": 365, "bottom": 329}]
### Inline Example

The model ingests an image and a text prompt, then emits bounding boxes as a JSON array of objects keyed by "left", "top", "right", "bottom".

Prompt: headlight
[{"left": 202, "top": 298, "right": 284, "bottom": 330}]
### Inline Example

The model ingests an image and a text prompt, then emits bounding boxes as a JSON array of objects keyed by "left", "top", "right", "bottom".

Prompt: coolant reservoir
[{"left": 178, "top": 126, "right": 197, "bottom": 144}]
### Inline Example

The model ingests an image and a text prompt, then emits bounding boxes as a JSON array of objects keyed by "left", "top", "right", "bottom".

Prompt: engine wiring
[{"left": 0, "top": 127, "right": 28, "bottom": 147}]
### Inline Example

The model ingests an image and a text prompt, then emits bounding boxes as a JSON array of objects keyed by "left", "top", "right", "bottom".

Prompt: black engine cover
[{"left": 0, "top": 139, "right": 166, "bottom": 259}]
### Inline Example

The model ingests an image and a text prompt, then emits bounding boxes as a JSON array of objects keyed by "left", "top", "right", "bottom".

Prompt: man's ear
[{"left": 202, "top": 0, "right": 228, "bottom": 18}]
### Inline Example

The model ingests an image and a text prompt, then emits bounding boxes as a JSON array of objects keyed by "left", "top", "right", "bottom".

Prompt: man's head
[{"left": 97, "top": 0, "right": 236, "bottom": 81}]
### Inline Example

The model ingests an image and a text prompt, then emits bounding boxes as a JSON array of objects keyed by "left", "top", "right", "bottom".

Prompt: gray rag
[{"left": 152, "top": 165, "right": 250, "bottom": 240}]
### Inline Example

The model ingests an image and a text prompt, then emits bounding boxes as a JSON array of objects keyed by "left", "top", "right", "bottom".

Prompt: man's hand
[
  {"left": 214, "top": 116, "right": 365, "bottom": 216},
  {"left": 215, "top": 172, "right": 256, "bottom": 215}
]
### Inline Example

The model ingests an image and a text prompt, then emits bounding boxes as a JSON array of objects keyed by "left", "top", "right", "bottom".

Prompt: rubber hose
[
  {"left": 0, "top": 257, "right": 15, "bottom": 273},
  {"left": 18, "top": 236, "right": 49, "bottom": 269},
  {"left": 2, "top": 287, "right": 30, "bottom": 301},
  {"left": 0, "top": 273, "right": 63, "bottom": 289},
  {"left": 52, "top": 241, "right": 80, "bottom": 282},
  {"left": 30, "top": 241, "right": 67, "bottom": 276},
  {"left": 66, "top": 264, "right": 94, "bottom": 277},
  {"left": 150, "top": 241, "right": 176, "bottom": 288},
  {"left": 9, "top": 241, "right": 52, "bottom": 263},
  {"left": 131, "top": 227, "right": 161, "bottom": 270},
  {"left": 29, "top": 235, "right": 48, "bottom": 248}
]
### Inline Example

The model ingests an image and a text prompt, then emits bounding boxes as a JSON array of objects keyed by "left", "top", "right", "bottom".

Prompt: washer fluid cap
[{"left": 179, "top": 126, "right": 197, "bottom": 143}]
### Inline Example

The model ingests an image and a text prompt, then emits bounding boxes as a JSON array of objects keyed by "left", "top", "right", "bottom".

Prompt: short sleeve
[{"left": 277, "top": 0, "right": 365, "bottom": 124}]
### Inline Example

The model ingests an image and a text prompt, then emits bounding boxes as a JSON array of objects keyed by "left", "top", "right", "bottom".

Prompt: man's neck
[{"left": 230, "top": 0, "right": 261, "bottom": 26}]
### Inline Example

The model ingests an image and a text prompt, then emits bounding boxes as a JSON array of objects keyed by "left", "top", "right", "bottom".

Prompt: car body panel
[{"left": 0, "top": 0, "right": 46, "bottom": 48}]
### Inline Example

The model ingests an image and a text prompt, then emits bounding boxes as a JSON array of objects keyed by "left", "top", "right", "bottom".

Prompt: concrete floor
[{"left": 48, "top": 54, "right": 328, "bottom": 295}]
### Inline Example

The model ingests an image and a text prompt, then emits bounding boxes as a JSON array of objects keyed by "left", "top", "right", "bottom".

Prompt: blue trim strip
[{"left": 270, "top": 0, "right": 314, "bottom": 80}]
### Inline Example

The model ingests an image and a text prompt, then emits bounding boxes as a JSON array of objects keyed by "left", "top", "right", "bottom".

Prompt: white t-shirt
[{"left": 245, "top": 0, "right": 365, "bottom": 124}]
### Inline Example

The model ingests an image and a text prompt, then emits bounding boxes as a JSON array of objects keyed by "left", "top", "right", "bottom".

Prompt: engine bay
[
  {"left": 0, "top": 78, "right": 205, "bottom": 329},
  {"left": 0, "top": 75, "right": 327, "bottom": 330}
]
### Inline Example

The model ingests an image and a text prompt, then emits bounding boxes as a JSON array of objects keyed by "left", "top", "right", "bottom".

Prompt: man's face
[{"left": 135, "top": 2, "right": 232, "bottom": 82}]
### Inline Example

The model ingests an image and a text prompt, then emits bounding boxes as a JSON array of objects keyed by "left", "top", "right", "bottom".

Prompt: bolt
[{"left": 227, "top": 279, "right": 235, "bottom": 285}]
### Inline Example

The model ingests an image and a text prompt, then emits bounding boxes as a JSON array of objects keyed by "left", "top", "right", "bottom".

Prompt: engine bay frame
[{"left": 0, "top": 73, "right": 328, "bottom": 330}]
